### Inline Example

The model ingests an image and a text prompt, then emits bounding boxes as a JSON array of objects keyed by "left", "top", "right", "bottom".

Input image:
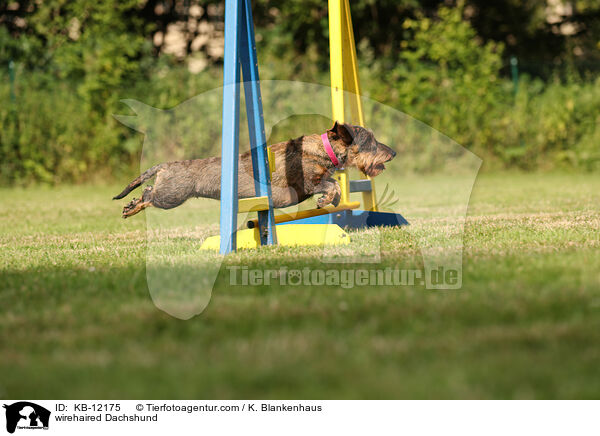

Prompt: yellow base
[{"left": 200, "top": 224, "right": 350, "bottom": 251}]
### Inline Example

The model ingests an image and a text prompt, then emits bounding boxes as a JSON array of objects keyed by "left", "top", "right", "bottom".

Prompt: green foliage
[
  {"left": 511, "top": 77, "right": 600, "bottom": 170},
  {"left": 364, "top": 3, "right": 600, "bottom": 171},
  {"left": 366, "top": 3, "right": 505, "bottom": 169},
  {"left": 27, "top": 0, "right": 153, "bottom": 112},
  {"left": 0, "top": 71, "right": 129, "bottom": 184},
  {"left": 0, "top": 1, "right": 599, "bottom": 184},
  {"left": 0, "top": 63, "right": 223, "bottom": 185}
]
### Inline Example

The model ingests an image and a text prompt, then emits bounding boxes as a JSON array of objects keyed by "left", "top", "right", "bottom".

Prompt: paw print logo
[{"left": 286, "top": 269, "right": 302, "bottom": 285}]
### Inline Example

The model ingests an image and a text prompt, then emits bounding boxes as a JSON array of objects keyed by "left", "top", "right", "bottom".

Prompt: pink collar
[{"left": 321, "top": 133, "right": 341, "bottom": 168}]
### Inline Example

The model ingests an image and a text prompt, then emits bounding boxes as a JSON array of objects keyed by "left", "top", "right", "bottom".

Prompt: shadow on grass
[{"left": 1, "top": 249, "right": 599, "bottom": 399}]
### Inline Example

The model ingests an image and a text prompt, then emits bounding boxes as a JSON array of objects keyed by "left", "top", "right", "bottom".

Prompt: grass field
[{"left": 1, "top": 172, "right": 599, "bottom": 399}]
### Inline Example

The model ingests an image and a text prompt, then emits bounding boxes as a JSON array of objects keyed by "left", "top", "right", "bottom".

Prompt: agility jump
[
  {"left": 113, "top": 0, "right": 408, "bottom": 253},
  {"left": 201, "top": 0, "right": 408, "bottom": 253}
]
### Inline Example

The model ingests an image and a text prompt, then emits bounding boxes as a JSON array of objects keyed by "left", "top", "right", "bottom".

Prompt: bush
[
  {"left": 513, "top": 77, "right": 600, "bottom": 170},
  {"left": 1, "top": 2, "right": 599, "bottom": 185},
  {"left": 0, "top": 63, "right": 223, "bottom": 185},
  {"left": 362, "top": 3, "right": 600, "bottom": 171}
]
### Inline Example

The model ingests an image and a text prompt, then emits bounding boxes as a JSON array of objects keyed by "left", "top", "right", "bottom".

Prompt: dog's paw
[
  {"left": 317, "top": 195, "right": 331, "bottom": 209},
  {"left": 122, "top": 198, "right": 138, "bottom": 217},
  {"left": 123, "top": 198, "right": 136, "bottom": 211},
  {"left": 331, "top": 190, "right": 341, "bottom": 207},
  {"left": 331, "top": 181, "right": 342, "bottom": 207}
]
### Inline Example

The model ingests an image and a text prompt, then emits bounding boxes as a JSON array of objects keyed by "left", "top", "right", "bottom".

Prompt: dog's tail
[{"left": 113, "top": 164, "right": 164, "bottom": 200}]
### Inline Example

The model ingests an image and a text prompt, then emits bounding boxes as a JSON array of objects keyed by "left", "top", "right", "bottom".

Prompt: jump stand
[
  {"left": 201, "top": 0, "right": 349, "bottom": 253},
  {"left": 289, "top": 0, "right": 408, "bottom": 230},
  {"left": 201, "top": 0, "right": 407, "bottom": 253}
]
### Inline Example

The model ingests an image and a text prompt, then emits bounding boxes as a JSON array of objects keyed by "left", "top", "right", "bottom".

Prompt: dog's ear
[{"left": 330, "top": 121, "right": 354, "bottom": 145}]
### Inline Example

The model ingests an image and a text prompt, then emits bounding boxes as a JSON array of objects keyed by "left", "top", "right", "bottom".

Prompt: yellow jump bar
[
  {"left": 247, "top": 201, "right": 360, "bottom": 228},
  {"left": 238, "top": 196, "right": 270, "bottom": 213}
]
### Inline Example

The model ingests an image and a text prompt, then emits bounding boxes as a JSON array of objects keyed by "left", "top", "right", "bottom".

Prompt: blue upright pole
[
  {"left": 219, "top": 0, "right": 243, "bottom": 254},
  {"left": 240, "top": 0, "right": 277, "bottom": 246}
]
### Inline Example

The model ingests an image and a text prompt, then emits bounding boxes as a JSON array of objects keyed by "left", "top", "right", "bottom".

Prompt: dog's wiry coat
[{"left": 114, "top": 122, "right": 396, "bottom": 218}]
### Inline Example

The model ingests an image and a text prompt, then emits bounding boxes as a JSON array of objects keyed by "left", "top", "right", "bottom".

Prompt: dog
[{"left": 114, "top": 121, "right": 396, "bottom": 218}]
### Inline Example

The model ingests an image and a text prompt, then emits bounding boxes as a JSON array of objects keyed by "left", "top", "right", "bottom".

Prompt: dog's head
[{"left": 328, "top": 121, "right": 396, "bottom": 177}]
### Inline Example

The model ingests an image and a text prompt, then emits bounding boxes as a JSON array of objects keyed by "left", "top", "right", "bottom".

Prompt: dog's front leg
[{"left": 315, "top": 177, "right": 341, "bottom": 208}]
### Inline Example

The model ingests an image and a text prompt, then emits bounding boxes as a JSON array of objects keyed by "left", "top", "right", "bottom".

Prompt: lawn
[{"left": 1, "top": 172, "right": 599, "bottom": 399}]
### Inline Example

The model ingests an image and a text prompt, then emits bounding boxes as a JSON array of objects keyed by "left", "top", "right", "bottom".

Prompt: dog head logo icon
[{"left": 3, "top": 402, "right": 50, "bottom": 434}]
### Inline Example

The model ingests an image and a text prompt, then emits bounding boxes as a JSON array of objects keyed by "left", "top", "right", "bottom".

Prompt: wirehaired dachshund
[{"left": 114, "top": 122, "right": 396, "bottom": 218}]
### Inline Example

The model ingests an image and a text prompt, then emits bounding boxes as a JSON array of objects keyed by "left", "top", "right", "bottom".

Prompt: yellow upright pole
[
  {"left": 328, "top": 0, "right": 378, "bottom": 211},
  {"left": 340, "top": 0, "right": 363, "bottom": 126},
  {"left": 328, "top": 0, "right": 345, "bottom": 123},
  {"left": 328, "top": 0, "right": 350, "bottom": 206}
]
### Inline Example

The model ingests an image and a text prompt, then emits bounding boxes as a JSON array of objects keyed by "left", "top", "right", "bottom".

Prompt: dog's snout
[
  {"left": 376, "top": 141, "right": 396, "bottom": 162},
  {"left": 379, "top": 143, "right": 396, "bottom": 162}
]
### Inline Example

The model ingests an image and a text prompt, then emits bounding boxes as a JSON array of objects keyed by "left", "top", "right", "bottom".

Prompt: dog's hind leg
[{"left": 122, "top": 186, "right": 154, "bottom": 218}]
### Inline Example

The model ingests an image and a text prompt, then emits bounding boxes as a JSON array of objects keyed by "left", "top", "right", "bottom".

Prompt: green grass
[{"left": 1, "top": 172, "right": 599, "bottom": 399}]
